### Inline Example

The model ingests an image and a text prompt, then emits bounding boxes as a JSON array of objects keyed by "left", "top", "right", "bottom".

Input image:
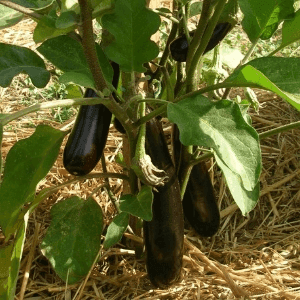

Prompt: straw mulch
[{"left": 1, "top": 18, "right": 300, "bottom": 300}]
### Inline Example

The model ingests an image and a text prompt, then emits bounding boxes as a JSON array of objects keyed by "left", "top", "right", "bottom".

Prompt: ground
[{"left": 1, "top": 15, "right": 300, "bottom": 300}]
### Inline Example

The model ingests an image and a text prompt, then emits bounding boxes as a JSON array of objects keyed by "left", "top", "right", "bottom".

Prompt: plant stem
[
  {"left": 101, "top": 156, "right": 121, "bottom": 213},
  {"left": 21, "top": 172, "right": 129, "bottom": 219},
  {"left": 0, "top": 0, "right": 42, "bottom": 19},
  {"left": 259, "top": 120, "right": 300, "bottom": 140},
  {"left": 152, "top": 22, "right": 178, "bottom": 81},
  {"left": 186, "top": 0, "right": 227, "bottom": 92},
  {"left": 161, "top": 67, "right": 174, "bottom": 101},
  {"left": 241, "top": 38, "right": 260, "bottom": 65},
  {"left": 152, "top": 9, "right": 179, "bottom": 23},
  {"left": 222, "top": 38, "right": 260, "bottom": 99},
  {"left": 134, "top": 81, "right": 257, "bottom": 128},
  {"left": 134, "top": 102, "right": 147, "bottom": 159},
  {"left": 181, "top": 2, "right": 191, "bottom": 43},
  {"left": 0, "top": 97, "right": 109, "bottom": 126},
  {"left": 179, "top": 145, "right": 193, "bottom": 198},
  {"left": 78, "top": 0, "right": 107, "bottom": 92},
  {"left": 186, "top": 0, "right": 214, "bottom": 72}
]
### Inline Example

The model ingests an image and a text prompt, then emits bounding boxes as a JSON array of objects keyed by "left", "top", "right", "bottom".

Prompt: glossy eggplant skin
[
  {"left": 183, "top": 162, "right": 220, "bottom": 237},
  {"left": 63, "top": 88, "right": 112, "bottom": 176},
  {"left": 169, "top": 22, "right": 233, "bottom": 62},
  {"left": 63, "top": 63, "right": 120, "bottom": 176},
  {"left": 172, "top": 125, "right": 220, "bottom": 237},
  {"left": 144, "top": 118, "right": 184, "bottom": 289}
]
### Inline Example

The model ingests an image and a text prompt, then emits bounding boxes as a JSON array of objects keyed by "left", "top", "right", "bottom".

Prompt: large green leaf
[
  {"left": 216, "top": 156, "right": 260, "bottom": 215},
  {"left": 0, "top": 215, "right": 28, "bottom": 300},
  {"left": 37, "top": 35, "right": 113, "bottom": 89},
  {"left": 279, "top": 9, "right": 300, "bottom": 52},
  {"left": 247, "top": 57, "right": 300, "bottom": 94},
  {"left": 103, "top": 212, "right": 129, "bottom": 249},
  {"left": 225, "top": 60, "right": 300, "bottom": 110},
  {"left": 167, "top": 95, "right": 261, "bottom": 192},
  {"left": 0, "top": 43, "right": 50, "bottom": 88},
  {"left": 119, "top": 186, "right": 153, "bottom": 221},
  {"left": 40, "top": 196, "right": 103, "bottom": 284},
  {"left": 0, "top": 5, "right": 23, "bottom": 29},
  {"left": 0, "top": 125, "right": 65, "bottom": 237},
  {"left": 101, "top": 0, "right": 160, "bottom": 72},
  {"left": 239, "top": 0, "right": 294, "bottom": 42}
]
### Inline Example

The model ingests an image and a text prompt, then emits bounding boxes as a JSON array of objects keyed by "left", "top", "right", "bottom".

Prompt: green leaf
[
  {"left": 0, "top": 125, "right": 65, "bottom": 237},
  {"left": 216, "top": 157, "right": 260, "bottom": 215},
  {"left": 101, "top": 0, "right": 160, "bottom": 72},
  {"left": 33, "top": 13, "right": 77, "bottom": 43},
  {"left": 65, "top": 83, "right": 83, "bottom": 98},
  {"left": 59, "top": 72, "right": 95, "bottom": 89},
  {"left": 239, "top": 0, "right": 294, "bottom": 42},
  {"left": 0, "top": 43, "right": 50, "bottom": 88},
  {"left": 167, "top": 95, "right": 261, "bottom": 191},
  {"left": 119, "top": 186, "right": 153, "bottom": 221},
  {"left": 9, "top": 0, "right": 54, "bottom": 9},
  {"left": 280, "top": 9, "right": 300, "bottom": 51},
  {"left": 189, "top": 2, "right": 202, "bottom": 17},
  {"left": 0, "top": 5, "right": 23, "bottom": 29},
  {"left": 55, "top": 11, "right": 79, "bottom": 28},
  {"left": 103, "top": 212, "right": 129, "bottom": 249},
  {"left": 0, "top": 216, "right": 28, "bottom": 300},
  {"left": 37, "top": 35, "right": 113, "bottom": 88},
  {"left": 225, "top": 60, "right": 300, "bottom": 110},
  {"left": 41, "top": 196, "right": 103, "bottom": 284},
  {"left": 156, "top": 7, "right": 172, "bottom": 14}
]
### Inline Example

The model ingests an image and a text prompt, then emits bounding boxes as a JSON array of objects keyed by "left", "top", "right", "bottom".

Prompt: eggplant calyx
[{"left": 131, "top": 154, "right": 168, "bottom": 186}]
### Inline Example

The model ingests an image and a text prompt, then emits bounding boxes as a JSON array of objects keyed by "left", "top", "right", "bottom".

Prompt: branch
[
  {"left": 186, "top": 0, "right": 227, "bottom": 92},
  {"left": 77, "top": 0, "right": 135, "bottom": 139},
  {"left": 0, "top": 97, "right": 111, "bottom": 126},
  {"left": 0, "top": 0, "right": 42, "bottom": 20},
  {"left": 78, "top": 0, "right": 107, "bottom": 92}
]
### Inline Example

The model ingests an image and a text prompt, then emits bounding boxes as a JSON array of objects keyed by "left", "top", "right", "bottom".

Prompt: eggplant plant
[{"left": 0, "top": 0, "right": 300, "bottom": 298}]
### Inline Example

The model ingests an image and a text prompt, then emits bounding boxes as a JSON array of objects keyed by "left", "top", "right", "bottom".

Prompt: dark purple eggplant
[
  {"left": 63, "top": 63, "right": 120, "bottom": 176},
  {"left": 172, "top": 125, "right": 220, "bottom": 237},
  {"left": 169, "top": 22, "right": 233, "bottom": 62},
  {"left": 144, "top": 118, "right": 184, "bottom": 289},
  {"left": 63, "top": 89, "right": 112, "bottom": 176},
  {"left": 183, "top": 162, "right": 220, "bottom": 237}
]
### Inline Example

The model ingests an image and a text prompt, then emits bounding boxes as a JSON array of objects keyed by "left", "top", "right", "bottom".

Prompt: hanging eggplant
[
  {"left": 143, "top": 118, "right": 184, "bottom": 288},
  {"left": 63, "top": 89, "right": 112, "bottom": 176},
  {"left": 63, "top": 63, "right": 120, "bottom": 176},
  {"left": 183, "top": 161, "right": 220, "bottom": 237},
  {"left": 172, "top": 125, "right": 220, "bottom": 237},
  {"left": 170, "top": 22, "right": 233, "bottom": 62}
]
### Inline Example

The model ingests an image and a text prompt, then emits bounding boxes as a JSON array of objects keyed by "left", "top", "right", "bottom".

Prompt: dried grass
[{"left": 1, "top": 18, "right": 300, "bottom": 300}]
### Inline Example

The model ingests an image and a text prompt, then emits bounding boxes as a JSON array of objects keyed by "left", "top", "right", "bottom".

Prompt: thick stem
[
  {"left": 186, "top": 0, "right": 227, "bottom": 92},
  {"left": 0, "top": 0, "right": 42, "bottom": 19},
  {"left": 78, "top": 0, "right": 107, "bottom": 92},
  {"left": 186, "top": 0, "right": 214, "bottom": 72}
]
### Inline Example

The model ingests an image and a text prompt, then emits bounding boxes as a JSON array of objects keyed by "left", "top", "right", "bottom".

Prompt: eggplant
[
  {"left": 183, "top": 162, "right": 220, "bottom": 237},
  {"left": 63, "top": 89, "right": 112, "bottom": 176},
  {"left": 170, "top": 22, "right": 233, "bottom": 62},
  {"left": 172, "top": 125, "right": 220, "bottom": 237},
  {"left": 144, "top": 118, "right": 184, "bottom": 288},
  {"left": 63, "top": 63, "right": 120, "bottom": 176}
]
